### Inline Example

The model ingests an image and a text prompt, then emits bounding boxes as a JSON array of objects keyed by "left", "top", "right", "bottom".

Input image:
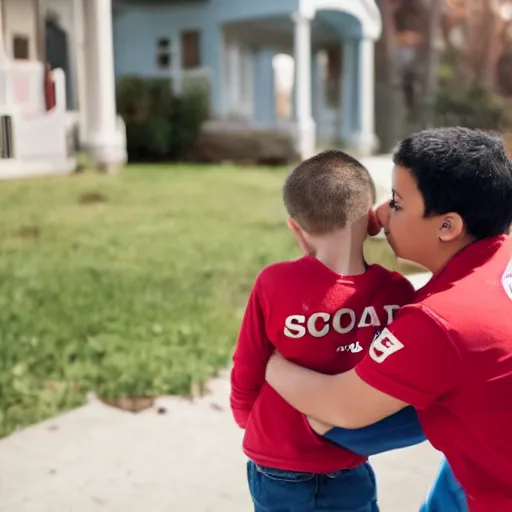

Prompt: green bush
[
  {"left": 116, "top": 77, "right": 208, "bottom": 162},
  {"left": 168, "top": 90, "right": 209, "bottom": 160},
  {"left": 126, "top": 116, "right": 172, "bottom": 161},
  {"left": 435, "top": 86, "right": 510, "bottom": 131}
]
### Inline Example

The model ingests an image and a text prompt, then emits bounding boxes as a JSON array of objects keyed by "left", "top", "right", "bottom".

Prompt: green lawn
[{"left": 0, "top": 164, "right": 414, "bottom": 438}]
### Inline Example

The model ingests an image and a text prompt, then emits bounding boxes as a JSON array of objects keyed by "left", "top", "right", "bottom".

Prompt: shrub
[
  {"left": 125, "top": 116, "right": 172, "bottom": 161},
  {"left": 435, "top": 86, "right": 510, "bottom": 131},
  {"left": 116, "top": 77, "right": 208, "bottom": 162},
  {"left": 189, "top": 126, "right": 298, "bottom": 165},
  {"left": 168, "top": 90, "right": 209, "bottom": 160}
]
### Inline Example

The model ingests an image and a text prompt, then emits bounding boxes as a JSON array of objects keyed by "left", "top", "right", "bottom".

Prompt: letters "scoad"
[{"left": 284, "top": 305, "right": 399, "bottom": 339}]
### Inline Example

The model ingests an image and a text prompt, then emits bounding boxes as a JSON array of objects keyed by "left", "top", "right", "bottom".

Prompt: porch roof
[
  {"left": 113, "top": 0, "right": 381, "bottom": 40},
  {"left": 216, "top": 0, "right": 381, "bottom": 40},
  {"left": 224, "top": 13, "right": 363, "bottom": 51}
]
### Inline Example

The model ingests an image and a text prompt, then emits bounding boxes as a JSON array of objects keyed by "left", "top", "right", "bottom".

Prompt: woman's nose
[{"left": 376, "top": 201, "right": 390, "bottom": 231}]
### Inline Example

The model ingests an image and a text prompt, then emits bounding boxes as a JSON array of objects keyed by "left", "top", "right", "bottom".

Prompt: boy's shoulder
[
  {"left": 256, "top": 257, "right": 313, "bottom": 284},
  {"left": 256, "top": 260, "right": 413, "bottom": 287},
  {"left": 367, "top": 263, "right": 412, "bottom": 285}
]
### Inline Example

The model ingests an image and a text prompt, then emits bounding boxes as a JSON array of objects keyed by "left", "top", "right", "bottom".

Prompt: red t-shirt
[
  {"left": 356, "top": 235, "right": 512, "bottom": 512},
  {"left": 230, "top": 256, "right": 414, "bottom": 473}
]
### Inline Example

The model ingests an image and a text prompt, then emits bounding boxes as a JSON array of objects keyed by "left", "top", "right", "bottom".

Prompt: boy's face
[{"left": 377, "top": 166, "right": 443, "bottom": 268}]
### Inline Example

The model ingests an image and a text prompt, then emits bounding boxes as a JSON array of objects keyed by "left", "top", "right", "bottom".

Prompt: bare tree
[
  {"left": 422, "top": 0, "right": 444, "bottom": 128},
  {"left": 374, "top": 0, "right": 408, "bottom": 150}
]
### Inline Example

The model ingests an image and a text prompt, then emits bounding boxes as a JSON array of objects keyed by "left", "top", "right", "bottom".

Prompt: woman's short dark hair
[{"left": 393, "top": 127, "right": 512, "bottom": 240}]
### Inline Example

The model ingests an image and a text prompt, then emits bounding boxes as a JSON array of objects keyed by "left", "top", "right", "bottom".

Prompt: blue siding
[
  {"left": 114, "top": 5, "right": 209, "bottom": 78},
  {"left": 112, "top": 0, "right": 374, "bottom": 125}
]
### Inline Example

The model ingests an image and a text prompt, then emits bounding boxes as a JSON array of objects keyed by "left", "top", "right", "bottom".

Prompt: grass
[{"left": 0, "top": 164, "right": 415, "bottom": 438}]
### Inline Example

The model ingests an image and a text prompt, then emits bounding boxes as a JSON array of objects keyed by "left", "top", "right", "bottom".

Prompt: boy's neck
[{"left": 312, "top": 233, "right": 367, "bottom": 276}]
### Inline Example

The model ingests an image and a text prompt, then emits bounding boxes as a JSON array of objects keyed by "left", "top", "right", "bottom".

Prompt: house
[
  {"left": 112, "top": 0, "right": 382, "bottom": 158},
  {"left": 0, "top": 0, "right": 381, "bottom": 180},
  {"left": 0, "top": 0, "right": 126, "bottom": 179}
]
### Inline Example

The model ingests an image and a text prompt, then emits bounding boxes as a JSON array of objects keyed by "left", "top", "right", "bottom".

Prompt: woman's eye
[{"left": 389, "top": 199, "right": 401, "bottom": 210}]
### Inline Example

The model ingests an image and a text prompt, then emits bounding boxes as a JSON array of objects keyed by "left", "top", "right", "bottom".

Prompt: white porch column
[
  {"left": 292, "top": 11, "right": 316, "bottom": 160},
  {"left": 312, "top": 51, "right": 325, "bottom": 142},
  {"left": 227, "top": 41, "right": 241, "bottom": 116},
  {"left": 340, "top": 37, "right": 378, "bottom": 156},
  {"left": 0, "top": 0, "right": 8, "bottom": 64},
  {"left": 355, "top": 37, "right": 377, "bottom": 154},
  {"left": 82, "top": 0, "right": 126, "bottom": 171},
  {"left": 340, "top": 39, "right": 357, "bottom": 142},
  {"left": 172, "top": 34, "right": 182, "bottom": 95},
  {"left": 0, "top": 0, "right": 11, "bottom": 110}
]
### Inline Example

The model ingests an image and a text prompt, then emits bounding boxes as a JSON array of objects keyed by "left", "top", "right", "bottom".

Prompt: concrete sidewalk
[
  {"left": 2, "top": 271, "right": 438, "bottom": 512},
  {"left": 0, "top": 368, "right": 441, "bottom": 512}
]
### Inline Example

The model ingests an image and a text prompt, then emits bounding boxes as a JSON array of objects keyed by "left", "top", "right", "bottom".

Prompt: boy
[{"left": 230, "top": 150, "right": 415, "bottom": 511}]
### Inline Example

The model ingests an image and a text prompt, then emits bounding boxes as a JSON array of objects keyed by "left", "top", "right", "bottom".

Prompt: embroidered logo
[
  {"left": 369, "top": 328, "right": 404, "bottom": 363},
  {"left": 336, "top": 341, "right": 363, "bottom": 353},
  {"left": 501, "top": 258, "right": 512, "bottom": 301}
]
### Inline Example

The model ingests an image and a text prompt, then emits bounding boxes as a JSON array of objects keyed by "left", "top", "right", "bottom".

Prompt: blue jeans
[
  {"left": 247, "top": 460, "right": 379, "bottom": 512},
  {"left": 321, "top": 408, "right": 468, "bottom": 512},
  {"left": 419, "top": 457, "right": 468, "bottom": 512}
]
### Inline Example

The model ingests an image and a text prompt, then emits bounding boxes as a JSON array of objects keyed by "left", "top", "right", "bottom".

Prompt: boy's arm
[{"left": 230, "top": 275, "right": 273, "bottom": 429}]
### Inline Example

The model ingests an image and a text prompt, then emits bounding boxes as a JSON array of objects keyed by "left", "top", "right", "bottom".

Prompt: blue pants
[
  {"left": 247, "top": 460, "right": 379, "bottom": 512},
  {"left": 322, "top": 407, "right": 468, "bottom": 512},
  {"left": 419, "top": 457, "right": 468, "bottom": 512}
]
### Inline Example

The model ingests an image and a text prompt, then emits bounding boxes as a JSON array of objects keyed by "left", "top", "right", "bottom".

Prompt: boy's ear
[
  {"left": 287, "top": 217, "right": 311, "bottom": 255},
  {"left": 367, "top": 208, "right": 381, "bottom": 237},
  {"left": 287, "top": 216, "right": 299, "bottom": 235}
]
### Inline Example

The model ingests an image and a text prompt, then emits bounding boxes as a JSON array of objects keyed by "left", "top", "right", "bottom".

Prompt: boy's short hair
[
  {"left": 393, "top": 127, "right": 512, "bottom": 240},
  {"left": 283, "top": 150, "right": 376, "bottom": 235}
]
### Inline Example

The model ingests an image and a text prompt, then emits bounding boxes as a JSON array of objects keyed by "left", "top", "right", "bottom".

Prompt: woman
[{"left": 265, "top": 127, "right": 512, "bottom": 512}]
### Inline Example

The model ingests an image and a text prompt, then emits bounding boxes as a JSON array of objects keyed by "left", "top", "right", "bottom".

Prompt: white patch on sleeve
[
  {"left": 369, "top": 328, "right": 404, "bottom": 363},
  {"left": 502, "top": 258, "right": 512, "bottom": 301}
]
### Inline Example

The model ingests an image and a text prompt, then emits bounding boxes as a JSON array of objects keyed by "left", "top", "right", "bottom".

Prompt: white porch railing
[
  {"left": 164, "top": 66, "right": 211, "bottom": 97},
  {"left": 0, "top": 58, "right": 77, "bottom": 177},
  {"left": 0, "top": 59, "right": 46, "bottom": 116}
]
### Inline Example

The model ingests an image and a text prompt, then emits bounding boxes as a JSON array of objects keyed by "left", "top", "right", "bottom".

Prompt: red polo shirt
[
  {"left": 230, "top": 256, "right": 414, "bottom": 473},
  {"left": 356, "top": 235, "right": 512, "bottom": 512}
]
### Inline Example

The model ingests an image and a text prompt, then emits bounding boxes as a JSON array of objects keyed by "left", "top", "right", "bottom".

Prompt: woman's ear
[
  {"left": 367, "top": 208, "right": 381, "bottom": 237},
  {"left": 438, "top": 213, "right": 464, "bottom": 243}
]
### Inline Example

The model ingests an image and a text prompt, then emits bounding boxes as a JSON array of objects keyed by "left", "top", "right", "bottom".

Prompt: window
[
  {"left": 181, "top": 30, "right": 201, "bottom": 69},
  {"left": 13, "top": 35, "right": 29, "bottom": 59},
  {"left": 156, "top": 37, "right": 171, "bottom": 70},
  {"left": 157, "top": 37, "right": 170, "bottom": 50},
  {"left": 326, "top": 47, "right": 341, "bottom": 108},
  {"left": 157, "top": 53, "right": 170, "bottom": 69}
]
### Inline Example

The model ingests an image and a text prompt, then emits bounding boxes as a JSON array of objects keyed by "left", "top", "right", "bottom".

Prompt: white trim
[
  {"left": 300, "top": 0, "right": 382, "bottom": 39},
  {"left": 0, "top": 158, "right": 76, "bottom": 180}
]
